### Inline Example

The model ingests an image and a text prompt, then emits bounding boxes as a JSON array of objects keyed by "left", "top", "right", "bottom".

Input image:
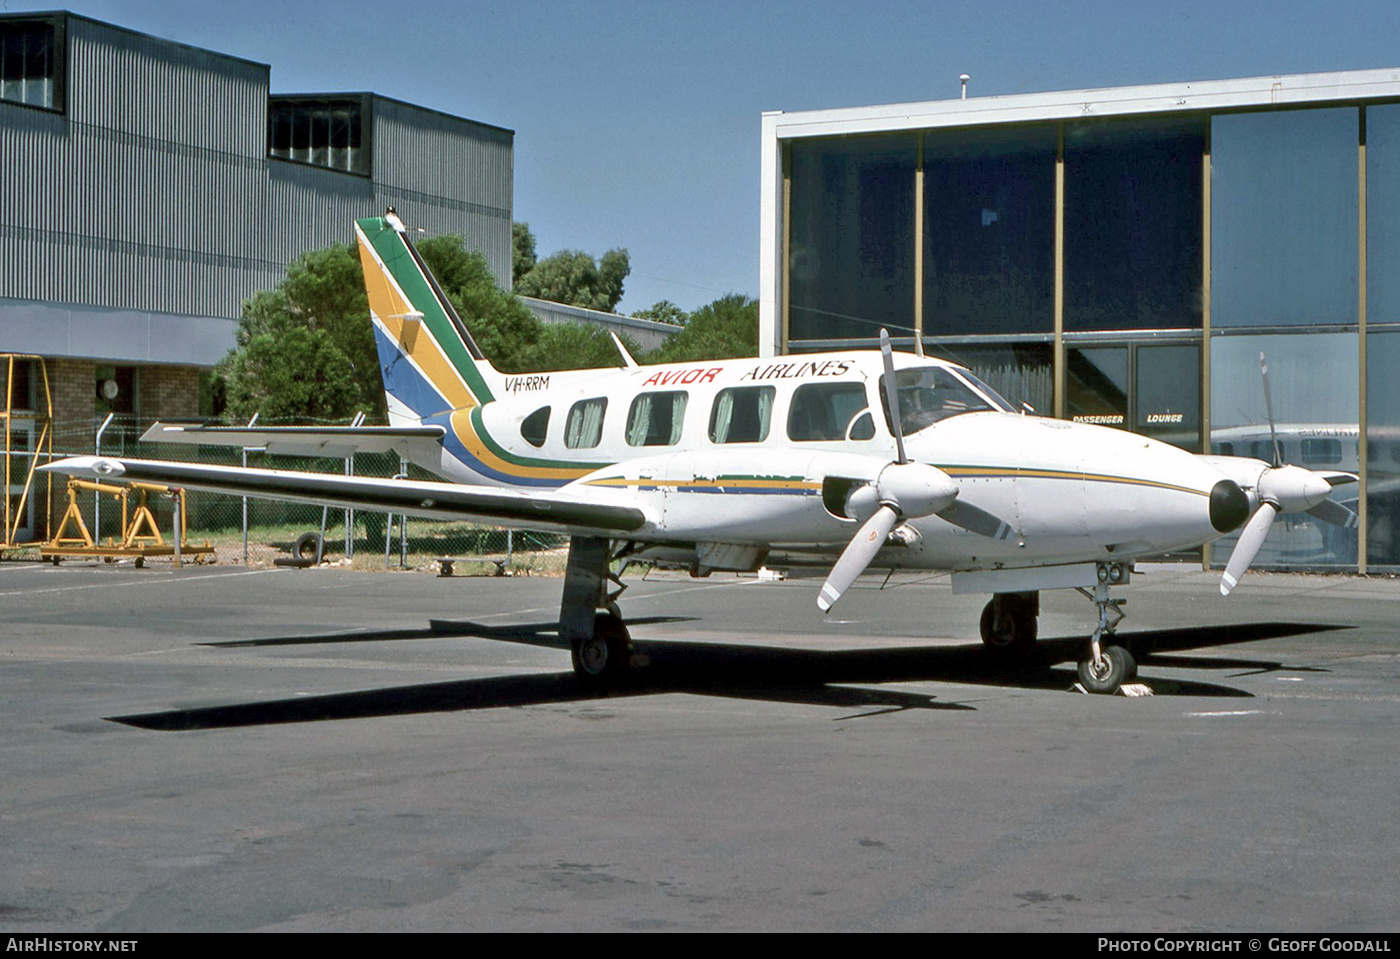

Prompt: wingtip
[{"left": 38, "top": 455, "right": 127, "bottom": 479}]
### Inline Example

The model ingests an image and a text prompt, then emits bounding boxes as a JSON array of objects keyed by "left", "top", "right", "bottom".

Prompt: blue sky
[{"left": 9, "top": 0, "right": 1400, "bottom": 313}]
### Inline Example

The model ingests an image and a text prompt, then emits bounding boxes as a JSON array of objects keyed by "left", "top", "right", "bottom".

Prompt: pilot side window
[
  {"left": 626, "top": 391, "right": 688, "bottom": 447},
  {"left": 709, "top": 386, "right": 774, "bottom": 444},
  {"left": 787, "top": 382, "right": 873, "bottom": 442},
  {"left": 565, "top": 397, "right": 607, "bottom": 449},
  {"left": 520, "top": 406, "right": 550, "bottom": 447}
]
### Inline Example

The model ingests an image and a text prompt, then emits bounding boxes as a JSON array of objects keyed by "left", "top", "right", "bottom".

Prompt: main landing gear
[
  {"left": 978, "top": 591, "right": 1039, "bottom": 658},
  {"left": 560, "top": 536, "right": 633, "bottom": 686}
]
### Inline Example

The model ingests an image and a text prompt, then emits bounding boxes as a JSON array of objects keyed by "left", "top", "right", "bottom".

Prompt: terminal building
[
  {"left": 759, "top": 69, "right": 1400, "bottom": 572},
  {"left": 0, "top": 10, "right": 514, "bottom": 539}
]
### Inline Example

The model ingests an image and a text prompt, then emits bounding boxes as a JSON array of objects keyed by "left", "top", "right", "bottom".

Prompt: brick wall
[
  {"left": 48, "top": 358, "right": 96, "bottom": 457},
  {"left": 140, "top": 366, "right": 201, "bottom": 424}
]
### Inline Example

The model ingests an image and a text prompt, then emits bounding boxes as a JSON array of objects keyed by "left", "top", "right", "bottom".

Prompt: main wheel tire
[
  {"left": 1077, "top": 644, "right": 1136, "bottom": 694},
  {"left": 979, "top": 595, "right": 1038, "bottom": 657},
  {"left": 571, "top": 612, "right": 633, "bottom": 686}
]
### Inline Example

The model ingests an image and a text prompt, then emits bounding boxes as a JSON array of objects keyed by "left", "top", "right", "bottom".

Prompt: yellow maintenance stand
[{"left": 42, "top": 478, "right": 214, "bottom": 568}]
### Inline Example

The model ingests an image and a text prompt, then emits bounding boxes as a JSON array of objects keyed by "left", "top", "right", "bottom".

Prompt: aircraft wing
[
  {"left": 41, "top": 456, "right": 647, "bottom": 534},
  {"left": 139, "top": 422, "right": 447, "bottom": 460}
]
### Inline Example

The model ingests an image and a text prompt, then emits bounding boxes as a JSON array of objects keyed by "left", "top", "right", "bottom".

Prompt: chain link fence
[{"left": 37, "top": 418, "right": 568, "bottom": 573}]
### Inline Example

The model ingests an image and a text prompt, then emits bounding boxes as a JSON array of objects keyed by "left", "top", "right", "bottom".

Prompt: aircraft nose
[{"left": 1210, "top": 479, "right": 1250, "bottom": 534}]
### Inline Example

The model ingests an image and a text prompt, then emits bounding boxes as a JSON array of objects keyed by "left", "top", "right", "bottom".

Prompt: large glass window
[
  {"left": 1066, "top": 343, "right": 1200, "bottom": 450},
  {"left": 788, "top": 135, "right": 917, "bottom": 341},
  {"left": 1366, "top": 331, "right": 1400, "bottom": 568},
  {"left": 1136, "top": 344, "right": 1200, "bottom": 450},
  {"left": 0, "top": 18, "right": 60, "bottom": 111},
  {"left": 1064, "top": 118, "right": 1203, "bottom": 332},
  {"left": 1211, "top": 108, "right": 1358, "bottom": 328},
  {"left": 1067, "top": 347, "right": 1128, "bottom": 428},
  {"left": 1366, "top": 105, "right": 1400, "bottom": 324},
  {"left": 1210, "top": 332, "right": 1358, "bottom": 568},
  {"left": 923, "top": 125, "right": 1056, "bottom": 336},
  {"left": 269, "top": 97, "right": 370, "bottom": 176},
  {"left": 709, "top": 387, "right": 774, "bottom": 444},
  {"left": 626, "top": 391, "right": 687, "bottom": 447}
]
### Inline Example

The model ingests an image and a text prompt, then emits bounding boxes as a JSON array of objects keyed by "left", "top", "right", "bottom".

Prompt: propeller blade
[
  {"left": 818, "top": 505, "right": 899, "bottom": 612},
  {"left": 1306, "top": 497, "right": 1358, "bottom": 529},
  {"left": 1220, "top": 502, "right": 1279, "bottom": 596},
  {"left": 936, "top": 500, "right": 1017, "bottom": 540},
  {"left": 1260, "top": 352, "right": 1282, "bottom": 468},
  {"left": 879, "top": 329, "right": 907, "bottom": 466}
]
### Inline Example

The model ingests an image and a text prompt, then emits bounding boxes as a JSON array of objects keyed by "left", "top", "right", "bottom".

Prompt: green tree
[
  {"left": 523, "top": 322, "right": 642, "bottom": 372},
  {"left": 516, "top": 247, "right": 630, "bottom": 313},
  {"left": 632, "top": 299, "right": 688, "bottom": 326},
  {"left": 416, "top": 234, "right": 544, "bottom": 373},
  {"left": 217, "top": 235, "right": 648, "bottom": 423},
  {"left": 650, "top": 293, "right": 758, "bottom": 364},
  {"left": 217, "top": 244, "right": 378, "bottom": 423},
  {"left": 512, "top": 221, "right": 537, "bottom": 287}
]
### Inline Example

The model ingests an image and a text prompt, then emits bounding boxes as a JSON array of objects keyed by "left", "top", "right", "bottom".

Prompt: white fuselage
[{"left": 408, "top": 349, "right": 1234, "bottom": 573}]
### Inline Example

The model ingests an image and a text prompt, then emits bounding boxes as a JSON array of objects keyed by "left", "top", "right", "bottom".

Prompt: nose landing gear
[{"left": 1074, "top": 565, "right": 1136, "bottom": 694}]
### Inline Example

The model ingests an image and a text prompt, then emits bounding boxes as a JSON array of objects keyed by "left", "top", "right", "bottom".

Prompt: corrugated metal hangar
[{"left": 0, "top": 9, "right": 513, "bottom": 537}]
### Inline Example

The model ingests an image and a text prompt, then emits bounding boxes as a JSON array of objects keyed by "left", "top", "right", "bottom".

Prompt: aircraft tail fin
[{"left": 354, "top": 212, "right": 502, "bottom": 426}]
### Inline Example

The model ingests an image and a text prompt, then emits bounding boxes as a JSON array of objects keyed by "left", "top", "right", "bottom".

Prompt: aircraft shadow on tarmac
[{"left": 109, "top": 619, "right": 1348, "bottom": 731}]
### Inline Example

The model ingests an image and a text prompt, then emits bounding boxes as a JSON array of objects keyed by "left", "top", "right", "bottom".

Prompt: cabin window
[
  {"left": 565, "top": 397, "right": 607, "bottom": 449},
  {"left": 521, "top": 406, "right": 550, "bottom": 447},
  {"left": 626, "top": 391, "right": 688, "bottom": 447},
  {"left": 787, "top": 382, "right": 872, "bottom": 442},
  {"left": 709, "top": 387, "right": 774, "bottom": 444},
  {"left": 1301, "top": 438, "right": 1342, "bottom": 465},
  {"left": 1250, "top": 440, "right": 1274, "bottom": 462}
]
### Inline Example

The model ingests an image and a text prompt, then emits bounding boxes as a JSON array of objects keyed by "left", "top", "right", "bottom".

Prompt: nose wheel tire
[
  {"left": 571, "top": 612, "right": 633, "bottom": 686},
  {"left": 1077, "top": 644, "right": 1136, "bottom": 694}
]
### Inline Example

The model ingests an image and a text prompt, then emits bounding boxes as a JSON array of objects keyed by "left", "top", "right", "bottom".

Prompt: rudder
[{"left": 354, "top": 213, "right": 500, "bottom": 426}]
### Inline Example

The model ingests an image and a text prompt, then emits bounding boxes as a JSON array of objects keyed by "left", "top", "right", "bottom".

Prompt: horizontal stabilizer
[{"left": 140, "top": 422, "right": 446, "bottom": 460}]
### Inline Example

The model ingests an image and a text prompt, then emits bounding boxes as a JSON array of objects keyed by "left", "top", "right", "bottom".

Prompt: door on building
[
  {"left": 1066, "top": 342, "right": 1201, "bottom": 451},
  {"left": 3, "top": 358, "right": 37, "bottom": 542}
]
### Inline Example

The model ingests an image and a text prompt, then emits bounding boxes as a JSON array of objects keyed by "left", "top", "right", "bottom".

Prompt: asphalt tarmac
[{"left": 1, "top": 558, "right": 1397, "bottom": 932}]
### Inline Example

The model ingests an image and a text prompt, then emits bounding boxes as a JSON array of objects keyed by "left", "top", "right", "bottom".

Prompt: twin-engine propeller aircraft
[{"left": 42, "top": 213, "right": 1359, "bottom": 695}]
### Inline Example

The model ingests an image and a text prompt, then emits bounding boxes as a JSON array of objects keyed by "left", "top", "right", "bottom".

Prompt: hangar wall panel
[{"left": 0, "top": 13, "right": 515, "bottom": 367}]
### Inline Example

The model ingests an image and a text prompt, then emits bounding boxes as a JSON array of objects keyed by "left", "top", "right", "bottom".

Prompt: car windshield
[{"left": 879, "top": 366, "right": 1011, "bottom": 436}]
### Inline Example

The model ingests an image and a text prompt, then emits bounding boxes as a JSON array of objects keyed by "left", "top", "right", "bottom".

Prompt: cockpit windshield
[{"left": 879, "top": 366, "right": 1013, "bottom": 436}]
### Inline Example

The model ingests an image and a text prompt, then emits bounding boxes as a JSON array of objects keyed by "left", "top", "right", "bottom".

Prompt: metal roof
[{"left": 764, "top": 67, "right": 1400, "bottom": 139}]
